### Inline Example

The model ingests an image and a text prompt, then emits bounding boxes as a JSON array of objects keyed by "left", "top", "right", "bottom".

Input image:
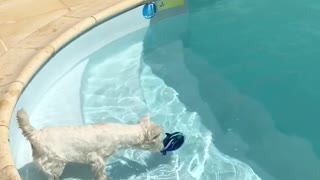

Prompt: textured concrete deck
[{"left": 0, "top": 0, "right": 144, "bottom": 179}]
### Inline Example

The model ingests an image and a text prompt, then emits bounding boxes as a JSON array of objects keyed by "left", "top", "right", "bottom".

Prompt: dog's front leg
[{"left": 87, "top": 152, "right": 107, "bottom": 180}]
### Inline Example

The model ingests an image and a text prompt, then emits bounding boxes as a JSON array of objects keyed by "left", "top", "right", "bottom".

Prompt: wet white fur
[{"left": 17, "top": 109, "right": 163, "bottom": 180}]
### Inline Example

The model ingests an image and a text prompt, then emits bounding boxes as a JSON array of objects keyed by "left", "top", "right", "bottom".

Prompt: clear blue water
[
  {"left": 188, "top": 1, "right": 320, "bottom": 179},
  {"left": 11, "top": 1, "right": 320, "bottom": 180},
  {"left": 81, "top": 0, "right": 320, "bottom": 179},
  {"left": 143, "top": 0, "right": 320, "bottom": 179},
  {"left": 80, "top": 18, "right": 261, "bottom": 180},
  {"left": 14, "top": 0, "right": 318, "bottom": 179}
]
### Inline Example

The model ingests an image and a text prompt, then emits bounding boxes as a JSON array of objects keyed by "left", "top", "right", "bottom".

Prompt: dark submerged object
[{"left": 161, "top": 132, "right": 185, "bottom": 155}]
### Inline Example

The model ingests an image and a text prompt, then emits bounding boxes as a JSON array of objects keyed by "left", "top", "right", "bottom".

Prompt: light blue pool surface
[{"left": 12, "top": 0, "right": 320, "bottom": 180}]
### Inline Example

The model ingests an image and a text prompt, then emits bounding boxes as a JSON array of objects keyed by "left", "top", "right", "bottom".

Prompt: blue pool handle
[{"left": 142, "top": 2, "right": 157, "bottom": 19}]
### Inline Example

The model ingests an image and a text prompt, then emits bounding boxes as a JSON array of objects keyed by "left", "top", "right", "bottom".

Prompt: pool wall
[{"left": 0, "top": 1, "right": 146, "bottom": 179}]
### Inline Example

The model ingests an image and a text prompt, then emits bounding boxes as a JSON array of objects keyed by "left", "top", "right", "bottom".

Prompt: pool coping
[{"left": 0, "top": 0, "right": 145, "bottom": 179}]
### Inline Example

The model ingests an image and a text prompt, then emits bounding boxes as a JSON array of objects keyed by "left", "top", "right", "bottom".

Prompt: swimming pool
[
  {"left": 182, "top": 0, "right": 320, "bottom": 179},
  {"left": 9, "top": 0, "right": 320, "bottom": 180}
]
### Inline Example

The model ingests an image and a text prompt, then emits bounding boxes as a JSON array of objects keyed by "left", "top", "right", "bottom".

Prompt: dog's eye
[{"left": 152, "top": 134, "right": 160, "bottom": 140}]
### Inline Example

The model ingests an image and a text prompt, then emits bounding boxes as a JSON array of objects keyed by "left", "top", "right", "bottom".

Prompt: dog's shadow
[{"left": 18, "top": 153, "right": 171, "bottom": 180}]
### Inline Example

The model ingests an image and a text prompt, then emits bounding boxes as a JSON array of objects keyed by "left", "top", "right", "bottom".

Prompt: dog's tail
[{"left": 17, "top": 109, "right": 35, "bottom": 140}]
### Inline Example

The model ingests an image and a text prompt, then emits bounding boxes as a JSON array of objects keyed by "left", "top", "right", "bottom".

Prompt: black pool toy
[{"left": 161, "top": 132, "right": 185, "bottom": 155}]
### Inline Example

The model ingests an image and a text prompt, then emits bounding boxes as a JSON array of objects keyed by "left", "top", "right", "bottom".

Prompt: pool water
[
  {"left": 81, "top": 28, "right": 261, "bottom": 180},
  {"left": 142, "top": 0, "right": 320, "bottom": 179},
  {"left": 13, "top": 0, "right": 320, "bottom": 179},
  {"left": 79, "top": 0, "right": 320, "bottom": 179},
  {"left": 186, "top": 0, "right": 320, "bottom": 179}
]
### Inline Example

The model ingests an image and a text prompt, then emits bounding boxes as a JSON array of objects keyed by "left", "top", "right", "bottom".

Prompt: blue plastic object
[
  {"left": 142, "top": 2, "right": 157, "bottom": 19},
  {"left": 161, "top": 132, "right": 185, "bottom": 155}
]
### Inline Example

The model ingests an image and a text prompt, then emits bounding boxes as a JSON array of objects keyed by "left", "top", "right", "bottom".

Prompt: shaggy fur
[{"left": 17, "top": 109, "right": 163, "bottom": 180}]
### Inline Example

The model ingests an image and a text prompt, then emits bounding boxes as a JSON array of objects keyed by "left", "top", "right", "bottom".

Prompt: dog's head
[{"left": 137, "top": 114, "right": 163, "bottom": 152}]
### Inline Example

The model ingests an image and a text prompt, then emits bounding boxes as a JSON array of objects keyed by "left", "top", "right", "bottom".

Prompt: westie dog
[{"left": 17, "top": 109, "right": 163, "bottom": 180}]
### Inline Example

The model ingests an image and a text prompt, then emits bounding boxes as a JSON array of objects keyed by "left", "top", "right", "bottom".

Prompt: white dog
[{"left": 16, "top": 109, "right": 163, "bottom": 180}]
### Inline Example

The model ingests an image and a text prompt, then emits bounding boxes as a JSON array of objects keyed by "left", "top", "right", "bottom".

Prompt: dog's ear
[
  {"left": 138, "top": 114, "right": 162, "bottom": 141},
  {"left": 138, "top": 113, "right": 151, "bottom": 125},
  {"left": 146, "top": 124, "right": 162, "bottom": 141},
  {"left": 148, "top": 125, "right": 162, "bottom": 141}
]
